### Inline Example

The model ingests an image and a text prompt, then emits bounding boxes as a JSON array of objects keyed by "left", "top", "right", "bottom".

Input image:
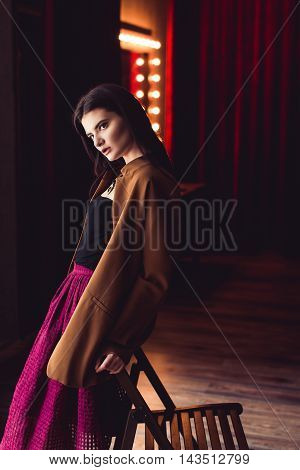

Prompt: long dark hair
[{"left": 73, "top": 83, "right": 175, "bottom": 199}]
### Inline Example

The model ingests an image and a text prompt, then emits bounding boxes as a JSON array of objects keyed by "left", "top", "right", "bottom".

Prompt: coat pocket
[
  {"left": 46, "top": 293, "right": 115, "bottom": 388},
  {"left": 90, "top": 295, "right": 113, "bottom": 318}
]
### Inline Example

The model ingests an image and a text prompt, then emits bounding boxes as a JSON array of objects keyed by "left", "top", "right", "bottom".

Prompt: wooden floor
[
  {"left": 1, "top": 251, "right": 299, "bottom": 450},
  {"left": 129, "top": 251, "right": 300, "bottom": 450}
]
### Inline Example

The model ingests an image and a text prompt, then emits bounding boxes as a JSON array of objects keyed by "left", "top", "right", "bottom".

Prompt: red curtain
[
  {"left": 170, "top": 0, "right": 300, "bottom": 253},
  {"left": 164, "top": 0, "right": 174, "bottom": 158}
]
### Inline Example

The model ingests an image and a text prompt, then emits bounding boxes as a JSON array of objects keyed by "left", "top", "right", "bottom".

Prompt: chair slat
[
  {"left": 170, "top": 412, "right": 181, "bottom": 449},
  {"left": 180, "top": 412, "right": 194, "bottom": 449},
  {"left": 217, "top": 409, "right": 235, "bottom": 449},
  {"left": 205, "top": 409, "right": 222, "bottom": 449},
  {"left": 155, "top": 414, "right": 166, "bottom": 449},
  {"left": 230, "top": 409, "right": 249, "bottom": 449},
  {"left": 116, "top": 370, "right": 173, "bottom": 450},
  {"left": 193, "top": 410, "right": 208, "bottom": 449},
  {"left": 157, "top": 414, "right": 168, "bottom": 450},
  {"left": 121, "top": 412, "right": 138, "bottom": 450},
  {"left": 145, "top": 424, "right": 155, "bottom": 450}
]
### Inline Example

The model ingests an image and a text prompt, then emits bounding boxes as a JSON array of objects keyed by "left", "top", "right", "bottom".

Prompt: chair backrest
[
  {"left": 115, "top": 347, "right": 249, "bottom": 450},
  {"left": 132, "top": 348, "right": 176, "bottom": 411},
  {"left": 114, "top": 347, "right": 175, "bottom": 449}
]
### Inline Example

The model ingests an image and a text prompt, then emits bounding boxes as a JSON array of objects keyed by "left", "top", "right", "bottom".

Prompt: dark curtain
[
  {"left": 14, "top": 0, "right": 121, "bottom": 336},
  {"left": 170, "top": 0, "right": 300, "bottom": 254}
]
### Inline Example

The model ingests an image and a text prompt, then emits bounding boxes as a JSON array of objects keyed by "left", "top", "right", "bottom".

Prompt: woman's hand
[{"left": 94, "top": 353, "right": 125, "bottom": 374}]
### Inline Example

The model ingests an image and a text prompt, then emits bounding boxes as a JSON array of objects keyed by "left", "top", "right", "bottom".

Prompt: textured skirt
[{"left": 0, "top": 262, "right": 131, "bottom": 450}]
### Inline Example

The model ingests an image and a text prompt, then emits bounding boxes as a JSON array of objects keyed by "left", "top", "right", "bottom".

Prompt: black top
[{"left": 75, "top": 196, "right": 113, "bottom": 270}]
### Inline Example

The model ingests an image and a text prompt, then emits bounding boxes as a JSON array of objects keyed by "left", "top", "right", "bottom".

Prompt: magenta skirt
[{"left": 0, "top": 262, "right": 131, "bottom": 450}]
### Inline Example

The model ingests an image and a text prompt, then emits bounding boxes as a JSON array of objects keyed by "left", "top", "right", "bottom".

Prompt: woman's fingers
[
  {"left": 94, "top": 357, "right": 103, "bottom": 369},
  {"left": 109, "top": 362, "right": 125, "bottom": 374},
  {"left": 106, "top": 356, "right": 121, "bottom": 372},
  {"left": 109, "top": 356, "right": 125, "bottom": 374},
  {"left": 95, "top": 353, "right": 125, "bottom": 374},
  {"left": 95, "top": 354, "right": 114, "bottom": 372}
]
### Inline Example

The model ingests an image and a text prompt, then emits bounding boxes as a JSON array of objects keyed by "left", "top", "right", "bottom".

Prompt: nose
[{"left": 94, "top": 134, "right": 104, "bottom": 148}]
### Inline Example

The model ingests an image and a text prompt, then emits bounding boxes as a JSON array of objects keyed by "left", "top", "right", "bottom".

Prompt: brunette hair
[{"left": 73, "top": 83, "right": 175, "bottom": 199}]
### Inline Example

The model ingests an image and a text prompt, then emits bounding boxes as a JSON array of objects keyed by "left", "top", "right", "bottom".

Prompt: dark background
[{"left": 1, "top": 0, "right": 299, "bottom": 346}]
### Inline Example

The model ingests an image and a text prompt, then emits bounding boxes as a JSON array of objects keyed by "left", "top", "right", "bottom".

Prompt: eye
[
  {"left": 98, "top": 121, "right": 108, "bottom": 130},
  {"left": 87, "top": 122, "right": 108, "bottom": 140}
]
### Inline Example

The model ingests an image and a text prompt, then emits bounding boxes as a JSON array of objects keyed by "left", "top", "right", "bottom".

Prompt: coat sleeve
[{"left": 97, "top": 178, "right": 179, "bottom": 363}]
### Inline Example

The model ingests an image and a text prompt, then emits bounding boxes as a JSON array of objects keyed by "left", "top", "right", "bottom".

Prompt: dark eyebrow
[{"left": 86, "top": 119, "right": 107, "bottom": 137}]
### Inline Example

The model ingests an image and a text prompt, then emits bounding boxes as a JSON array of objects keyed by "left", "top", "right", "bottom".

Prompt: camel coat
[{"left": 46, "top": 155, "right": 181, "bottom": 387}]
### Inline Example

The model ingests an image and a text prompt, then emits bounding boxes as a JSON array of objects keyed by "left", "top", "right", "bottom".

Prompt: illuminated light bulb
[
  {"left": 136, "top": 57, "right": 145, "bottom": 66},
  {"left": 136, "top": 74, "right": 145, "bottom": 82},
  {"left": 119, "top": 33, "right": 161, "bottom": 49},
  {"left": 149, "top": 90, "right": 160, "bottom": 99},
  {"left": 152, "top": 123, "right": 160, "bottom": 132},
  {"left": 136, "top": 90, "right": 144, "bottom": 98},
  {"left": 150, "top": 58, "right": 161, "bottom": 66},
  {"left": 148, "top": 106, "right": 160, "bottom": 115},
  {"left": 149, "top": 74, "right": 160, "bottom": 82},
  {"left": 151, "top": 106, "right": 160, "bottom": 115}
]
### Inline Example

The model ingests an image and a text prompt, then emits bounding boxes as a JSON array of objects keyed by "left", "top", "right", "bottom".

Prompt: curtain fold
[{"left": 170, "top": 0, "right": 299, "bottom": 253}]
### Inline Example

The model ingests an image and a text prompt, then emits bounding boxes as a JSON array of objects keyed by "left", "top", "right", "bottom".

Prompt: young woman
[{"left": 0, "top": 83, "right": 180, "bottom": 450}]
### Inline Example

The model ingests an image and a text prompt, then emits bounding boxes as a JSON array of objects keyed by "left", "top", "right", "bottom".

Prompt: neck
[{"left": 122, "top": 143, "right": 144, "bottom": 165}]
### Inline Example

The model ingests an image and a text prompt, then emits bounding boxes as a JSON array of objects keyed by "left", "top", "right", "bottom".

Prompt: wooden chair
[{"left": 114, "top": 347, "right": 249, "bottom": 450}]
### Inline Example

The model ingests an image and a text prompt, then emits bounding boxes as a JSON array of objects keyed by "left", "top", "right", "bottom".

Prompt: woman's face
[{"left": 81, "top": 107, "right": 138, "bottom": 162}]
